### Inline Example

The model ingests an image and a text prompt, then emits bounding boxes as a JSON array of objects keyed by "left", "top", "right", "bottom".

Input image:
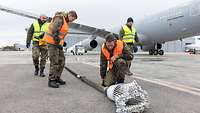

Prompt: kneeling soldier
[{"left": 100, "top": 34, "right": 133, "bottom": 87}]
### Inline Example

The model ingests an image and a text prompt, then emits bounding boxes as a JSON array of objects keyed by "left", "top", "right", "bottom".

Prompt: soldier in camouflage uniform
[
  {"left": 100, "top": 34, "right": 133, "bottom": 87},
  {"left": 43, "top": 11, "right": 78, "bottom": 88},
  {"left": 26, "top": 15, "right": 48, "bottom": 77}
]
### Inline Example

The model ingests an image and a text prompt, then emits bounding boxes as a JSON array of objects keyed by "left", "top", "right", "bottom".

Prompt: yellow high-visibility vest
[
  {"left": 32, "top": 20, "right": 48, "bottom": 45},
  {"left": 122, "top": 25, "right": 136, "bottom": 43}
]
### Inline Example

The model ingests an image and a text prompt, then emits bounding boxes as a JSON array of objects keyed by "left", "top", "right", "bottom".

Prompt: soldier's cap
[
  {"left": 105, "top": 34, "right": 116, "bottom": 42},
  {"left": 113, "top": 33, "right": 119, "bottom": 39},
  {"left": 68, "top": 10, "right": 78, "bottom": 19},
  {"left": 39, "top": 14, "right": 47, "bottom": 19},
  {"left": 127, "top": 17, "right": 133, "bottom": 23}
]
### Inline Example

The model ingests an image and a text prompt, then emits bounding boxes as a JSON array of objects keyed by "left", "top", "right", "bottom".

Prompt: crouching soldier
[{"left": 100, "top": 34, "right": 133, "bottom": 87}]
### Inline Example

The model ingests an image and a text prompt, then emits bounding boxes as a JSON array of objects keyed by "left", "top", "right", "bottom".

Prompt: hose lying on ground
[{"left": 65, "top": 66, "right": 149, "bottom": 113}]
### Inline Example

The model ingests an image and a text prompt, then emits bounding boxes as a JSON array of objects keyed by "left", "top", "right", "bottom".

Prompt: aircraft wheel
[
  {"left": 149, "top": 50, "right": 154, "bottom": 55},
  {"left": 153, "top": 50, "right": 158, "bottom": 55},
  {"left": 158, "top": 50, "right": 164, "bottom": 55}
]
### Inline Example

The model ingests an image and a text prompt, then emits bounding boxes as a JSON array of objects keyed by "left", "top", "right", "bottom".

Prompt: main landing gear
[
  {"left": 149, "top": 49, "right": 164, "bottom": 55},
  {"left": 149, "top": 43, "right": 164, "bottom": 55}
]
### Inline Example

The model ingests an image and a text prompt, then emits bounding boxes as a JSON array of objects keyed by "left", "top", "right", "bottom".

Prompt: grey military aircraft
[
  {"left": 67, "top": 0, "right": 200, "bottom": 55},
  {"left": 1, "top": 0, "right": 200, "bottom": 55}
]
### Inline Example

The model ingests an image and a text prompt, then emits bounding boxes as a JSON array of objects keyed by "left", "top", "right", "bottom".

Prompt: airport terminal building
[{"left": 163, "top": 37, "right": 194, "bottom": 52}]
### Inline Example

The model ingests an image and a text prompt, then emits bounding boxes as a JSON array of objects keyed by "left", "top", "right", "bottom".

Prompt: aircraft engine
[{"left": 67, "top": 37, "right": 105, "bottom": 53}]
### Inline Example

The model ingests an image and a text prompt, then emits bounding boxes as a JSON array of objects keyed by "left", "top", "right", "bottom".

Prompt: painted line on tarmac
[
  {"left": 82, "top": 62, "right": 200, "bottom": 97},
  {"left": 133, "top": 76, "right": 200, "bottom": 97}
]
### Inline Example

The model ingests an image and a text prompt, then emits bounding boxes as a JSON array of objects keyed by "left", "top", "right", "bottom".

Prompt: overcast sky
[{"left": 0, "top": 0, "right": 189, "bottom": 46}]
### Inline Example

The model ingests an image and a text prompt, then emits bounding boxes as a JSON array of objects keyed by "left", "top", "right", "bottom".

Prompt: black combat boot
[
  {"left": 48, "top": 79, "right": 59, "bottom": 88},
  {"left": 40, "top": 67, "right": 46, "bottom": 77},
  {"left": 34, "top": 65, "right": 39, "bottom": 76},
  {"left": 127, "top": 71, "right": 133, "bottom": 76},
  {"left": 117, "top": 79, "right": 124, "bottom": 84},
  {"left": 56, "top": 77, "right": 66, "bottom": 85}
]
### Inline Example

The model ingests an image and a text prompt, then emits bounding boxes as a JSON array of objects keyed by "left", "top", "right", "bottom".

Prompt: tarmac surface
[{"left": 0, "top": 51, "right": 200, "bottom": 113}]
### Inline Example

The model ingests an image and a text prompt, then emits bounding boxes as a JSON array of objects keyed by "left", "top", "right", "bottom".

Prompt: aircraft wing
[
  {"left": 0, "top": 4, "right": 116, "bottom": 53},
  {"left": 0, "top": 4, "right": 114, "bottom": 39},
  {"left": 69, "top": 23, "right": 114, "bottom": 38},
  {"left": 0, "top": 4, "right": 38, "bottom": 19}
]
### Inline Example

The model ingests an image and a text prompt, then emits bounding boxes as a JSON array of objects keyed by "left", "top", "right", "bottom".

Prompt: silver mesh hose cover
[{"left": 112, "top": 80, "right": 149, "bottom": 113}]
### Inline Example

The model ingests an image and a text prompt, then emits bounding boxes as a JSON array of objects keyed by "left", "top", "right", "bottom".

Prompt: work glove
[
  {"left": 52, "top": 32, "right": 60, "bottom": 44},
  {"left": 63, "top": 42, "right": 67, "bottom": 47},
  {"left": 38, "top": 33, "right": 45, "bottom": 39},
  {"left": 47, "top": 17, "right": 52, "bottom": 22},
  {"left": 54, "top": 37, "right": 60, "bottom": 45},
  {"left": 26, "top": 43, "right": 30, "bottom": 48},
  {"left": 56, "top": 45, "right": 63, "bottom": 50}
]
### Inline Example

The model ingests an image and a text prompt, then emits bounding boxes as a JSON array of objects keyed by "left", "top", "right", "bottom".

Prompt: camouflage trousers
[
  {"left": 104, "top": 58, "right": 129, "bottom": 87},
  {"left": 48, "top": 44, "right": 65, "bottom": 80},
  {"left": 126, "top": 44, "right": 134, "bottom": 54},
  {"left": 32, "top": 45, "right": 48, "bottom": 69},
  {"left": 126, "top": 43, "right": 138, "bottom": 53},
  {"left": 126, "top": 44, "right": 134, "bottom": 69}
]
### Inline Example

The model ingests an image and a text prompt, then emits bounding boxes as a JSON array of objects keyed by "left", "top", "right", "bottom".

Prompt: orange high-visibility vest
[
  {"left": 101, "top": 40, "right": 124, "bottom": 70},
  {"left": 43, "top": 14, "right": 69, "bottom": 46}
]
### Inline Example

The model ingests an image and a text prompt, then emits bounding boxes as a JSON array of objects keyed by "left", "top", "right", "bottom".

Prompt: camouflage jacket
[
  {"left": 100, "top": 41, "right": 133, "bottom": 79},
  {"left": 50, "top": 12, "right": 66, "bottom": 37}
]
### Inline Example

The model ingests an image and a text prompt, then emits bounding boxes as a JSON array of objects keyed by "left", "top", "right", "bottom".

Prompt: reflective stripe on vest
[
  {"left": 122, "top": 25, "right": 136, "bottom": 43},
  {"left": 32, "top": 20, "right": 48, "bottom": 42},
  {"left": 42, "top": 14, "right": 68, "bottom": 46},
  {"left": 101, "top": 40, "right": 124, "bottom": 70}
]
